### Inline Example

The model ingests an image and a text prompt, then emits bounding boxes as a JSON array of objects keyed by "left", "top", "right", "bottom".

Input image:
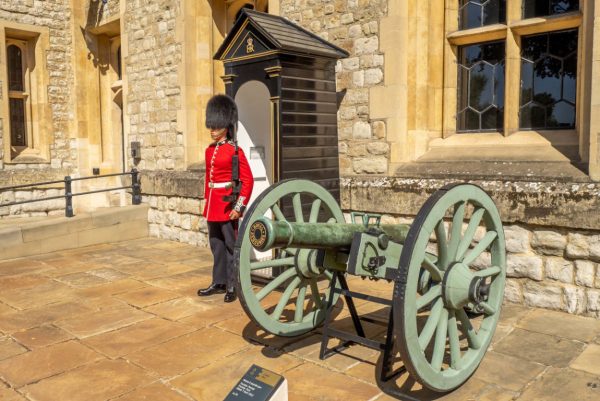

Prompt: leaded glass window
[
  {"left": 457, "top": 41, "right": 505, "bottom": 132},
  {"left": 7, "top": 45, "right": 24, "bottom": 92},
  {"left": 523, "top": 0, "right": 579, "bottom": 19},
  {"left": 9, "top": 98, "right": 26, "bottom": 147},
  {"left": 7, "top": 43, "right": 28, "bottom": 147},
  {"left": 459, "top": 0, "right": 506, "bottom": 30},
  {"left": 520, "top": 29, "right": 577, "bottom": 129}
]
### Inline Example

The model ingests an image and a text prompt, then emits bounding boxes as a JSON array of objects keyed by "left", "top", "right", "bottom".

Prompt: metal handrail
[{"left": 0, "top": 169, "right": 141, "bottom": 217}]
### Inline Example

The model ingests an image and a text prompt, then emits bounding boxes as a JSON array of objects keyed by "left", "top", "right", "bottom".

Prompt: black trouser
[{"left": 208, "top": 220, "right": 238, "bottom": 289}]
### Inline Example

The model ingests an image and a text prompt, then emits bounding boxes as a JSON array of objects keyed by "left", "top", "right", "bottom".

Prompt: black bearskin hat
[{"left": 205, "top": 94, "right": 238, "bottom": 138}]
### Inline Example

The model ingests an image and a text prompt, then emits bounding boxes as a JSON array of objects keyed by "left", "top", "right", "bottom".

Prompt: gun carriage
[{"left": 234, "top": 179, "right": 506, "bottom": 392}]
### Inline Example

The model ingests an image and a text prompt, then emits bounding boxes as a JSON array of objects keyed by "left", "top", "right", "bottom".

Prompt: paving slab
[
  {"left": 73, "top": 278, "right": 147, "bottom": 299},
  {"left": 0, "top": 302, "right": 15, "bottom": 315},
  {"left": 0, "top": 280, "right": 76, "bottom": 309},
  {"left": 128, "top": 262, "right": 198, "bottom": 280},
  {"left": 143, "top": 296, "right": 218, "bottom": 321},
  {"left": 146, "top": 271, "right": 211, "bottom": 295},
  {"left": 11, "top": 324, "right": 73, "bottom": 349},
  {"left": 516, "top": 308, "right": 600, "bottom": 342},
  {"left": 0, "top": 340, "right": 103, "bottom": 387},
  {"left": 0, "top": 259, "right": 54, "bottom": 276},
  {"left": 41, "top": 259, "right": 96, "bottom": 277},
  {"left": 0, "top": 300, "right": 93, "bottom": 333},
  {"left": 0, "top": 383, "right": 27, "bottom": 401},
  {"left": 497, "top": 303, "right": 533, "bottom": 326},
  {"left": 22, "top": 359, "right": 155, "bottom": 401},
  {"left": 115, "top": 286, "right": 181, "bottom": 308},
  {"left": 87, "top": 267, "right": 130, "bottom": 281},
  {"left": 284, "top": 333, "right": 380, "bottom": 373},
  {"left": 0, "top": 274, "right": 49, "bottom": 291},
  {"left": 570, "top": 344, "right": 600, "bottom": 376},
  {"left": 0, "top": 238, "right": 598, "bottom": 400},
  {"left": 179, "top": 302, "right": 245, "bottom": 328},
  {"left": 55, "top": 272, "right": 109, "bottom": 288},
  {"left": 493, "top": 327, "right": 585, "bottom": 367},
  {"left": 82, "top": 318, "right": 196, "bottom": 358},
  {"left": 375, "top": 377, "right": 490, "bottom": 401},
  {"left": 112, "top": 382, "right": 191, "bottom": 401},
  {"left": 474, "top": 385, "right": 519, "bottom": 401},
  {"left": 285, "top": 362, "right": 381, "bottom": 401},
  {"left": 126, "top": 327, "right": 250, "bottom": 378},
  {"left": 473, "top": 351, "right": 545, "bottom": 391},
  {"left": 170, "top": 347, "right": 303, "bottom": 400},
  {"left": 216, "top": 314, "right": 314, "bottom": 349},
  {"left": 518, "top": 367, "right": 600, "bottom": 401},
  {"left": 55, "top": 305, "right": 153, "bottom": 338},
  {"left": 0, "top": 336, "right": 27, "bottom": 361}
]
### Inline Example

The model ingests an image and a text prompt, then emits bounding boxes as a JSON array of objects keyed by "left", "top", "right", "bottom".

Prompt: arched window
[{"left": 6, "top": 42, "right": 29, "bottom": 148}]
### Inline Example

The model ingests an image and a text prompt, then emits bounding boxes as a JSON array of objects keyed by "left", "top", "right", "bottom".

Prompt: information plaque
[{"left": 224, "top": 364, "right": 287, "bottom": 401}]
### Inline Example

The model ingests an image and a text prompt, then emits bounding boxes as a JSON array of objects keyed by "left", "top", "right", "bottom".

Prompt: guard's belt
[{"left": 208, "top": 181, "right": 233, "bottom": 189}]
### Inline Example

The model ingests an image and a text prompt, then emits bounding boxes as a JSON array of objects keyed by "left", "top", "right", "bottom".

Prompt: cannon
[{"left": 234, "top": 179, "right": 506, "bottom": 392}]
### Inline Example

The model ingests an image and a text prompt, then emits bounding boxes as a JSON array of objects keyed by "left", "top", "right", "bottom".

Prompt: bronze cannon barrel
[{"left": 248, "top": 217, "right": 410, "bottom": 251}]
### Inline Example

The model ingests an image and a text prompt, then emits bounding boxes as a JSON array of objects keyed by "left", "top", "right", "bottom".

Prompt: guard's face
[{"left": 209, "top": 127, "right": 227, "bottom": 141}]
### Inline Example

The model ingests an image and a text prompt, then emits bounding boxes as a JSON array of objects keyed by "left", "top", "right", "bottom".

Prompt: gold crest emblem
[{"left": 246, "top": 37, "right": 255, "bottom": 53}]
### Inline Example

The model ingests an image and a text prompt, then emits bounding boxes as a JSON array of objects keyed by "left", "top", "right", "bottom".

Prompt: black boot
[
  {"left": 224, "top": 287, "right": 237, "bottom": 303},
  {"left": 197, "top": 283, "right": 226, "bottom": 296}
]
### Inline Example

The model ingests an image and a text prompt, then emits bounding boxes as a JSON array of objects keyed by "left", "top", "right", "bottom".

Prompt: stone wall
[
  {"left": 140, "top": 169, "right": 206, "bottom": 246},
  {"left": 504, "top": 228, "right": 599, "bottom": 317},
  {"left": 342, "top": 176, "right": 600, "bottom": 317},
  {"left": 0, "top": 188, "right": 65, "bottom": 218},
  {"left": 125, "top": 0, "right": 184, "bottom": 171},
  {"left": 86, "top": 0, "right": 120, "bottom": 27},
  {"left": 146, "top": 195, "right": 207, "bottom": 247},
  {"left": 0, "top": 0, "right": 75, "bottom": 171},
  {"left": 280, "top": 0, "right": 389, "bottom": 175}
]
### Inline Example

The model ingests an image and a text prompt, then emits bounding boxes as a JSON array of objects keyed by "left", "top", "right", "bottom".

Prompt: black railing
[{"left": 0, "top": 169, "right": 141, "bottom": 217}]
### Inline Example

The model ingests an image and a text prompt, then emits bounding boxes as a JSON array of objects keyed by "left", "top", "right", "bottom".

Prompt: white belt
[{"left": 208, "top": 181, "right": 233, "bottom": 189}]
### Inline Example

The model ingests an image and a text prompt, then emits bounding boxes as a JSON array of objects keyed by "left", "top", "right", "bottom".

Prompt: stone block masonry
[
  {"left": 280, "top": 0, "right": 389, "bottom": 176},
  {"left": 141, "top": 169, "right": 207, "bottom": 247},
  {"left": 146, "top": 195, "right": 208, "bottom": 248},
  {"left": 0, "top": 188, "right": 65, "bottom": 219},
  {"left": 342, "top": 176, "right": 600, "bottom": 318},
  {"left": 0, "top": 0, "right": 75, "bottom": 170},
  {"left": 125, "top": 0, "right": 184, "bottom": 171}
]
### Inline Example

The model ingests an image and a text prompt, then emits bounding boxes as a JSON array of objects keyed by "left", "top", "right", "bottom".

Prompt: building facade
[{"left": 0, "top": 0, "right": 599, "bottom": 317}]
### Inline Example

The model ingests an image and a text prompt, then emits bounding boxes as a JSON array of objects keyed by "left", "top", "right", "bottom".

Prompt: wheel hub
[
  {"left": 442, "top": 262, "right": 486, "bottom": 310},
  {"left": 295, "top": 248, "right": 321, "bottom": 278}
]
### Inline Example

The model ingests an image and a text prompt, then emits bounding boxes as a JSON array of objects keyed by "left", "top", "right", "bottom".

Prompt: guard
[{"left": 197, "top": 94, "right": 254, "bottom": 302}]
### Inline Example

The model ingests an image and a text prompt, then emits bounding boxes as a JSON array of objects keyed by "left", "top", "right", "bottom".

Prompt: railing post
[
  {"left": 64, "top": 176, "right": 74, "bottom": 217},
  {"left": 131, "top": 168, "right": 141, "bottom": 205}
]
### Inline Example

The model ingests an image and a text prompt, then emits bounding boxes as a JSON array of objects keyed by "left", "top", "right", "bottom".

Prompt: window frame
[
  {"left": 442, "top": 0, "right": 584, "bottom": 144},
  {"left": 0, "top": 22, "right": 51, "bottom": 165},
  {"left": 6, "top": 39, "right": 32, "bottom": 153}
]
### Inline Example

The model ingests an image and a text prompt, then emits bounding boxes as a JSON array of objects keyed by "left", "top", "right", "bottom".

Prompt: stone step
[{"left": 0, "top": 205, "right": 149, "bottom": 260}]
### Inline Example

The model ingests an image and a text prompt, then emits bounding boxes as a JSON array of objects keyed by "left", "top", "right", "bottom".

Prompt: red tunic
[{"left": 202, "top": 140, "right": 254, "bottom": 222}]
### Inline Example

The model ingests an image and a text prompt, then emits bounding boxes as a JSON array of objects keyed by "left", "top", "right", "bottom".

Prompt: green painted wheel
[
  {"left": 234, "top": 179, "right": 344, "bottom": 337},
  {"left": 394, "top": 183, "right": 506, "bottom": 392}
]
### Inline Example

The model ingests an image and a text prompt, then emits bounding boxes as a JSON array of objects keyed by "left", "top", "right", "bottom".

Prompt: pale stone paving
[{"left": 0, "top": 238, "right": 598, "bottom": 400}]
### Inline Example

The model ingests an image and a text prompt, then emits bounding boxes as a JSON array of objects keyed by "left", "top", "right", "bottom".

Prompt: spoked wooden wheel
[
  {"left": 234, "top": 179, "right": 344, "bottom": 337},
  {"left": 394, "top": 183, "right": 506, "bottom": 392}
]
